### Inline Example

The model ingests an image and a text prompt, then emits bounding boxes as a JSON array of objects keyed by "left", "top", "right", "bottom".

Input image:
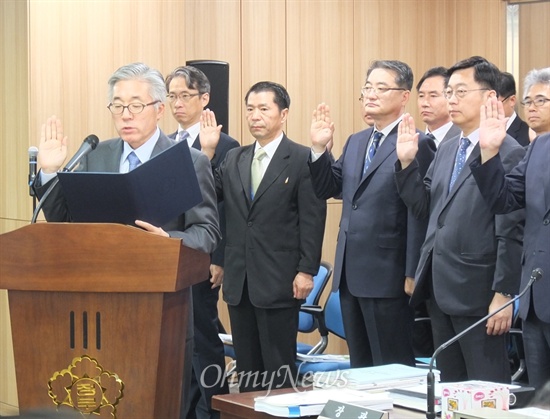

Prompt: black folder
[{"left": 57, "top": 140, "right": 202, "bottom": 226}]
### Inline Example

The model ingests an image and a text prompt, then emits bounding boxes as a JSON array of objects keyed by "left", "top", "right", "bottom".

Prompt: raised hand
[
  {"left": 38, "top": 115, "right": 68, "bottom": 174},
  {"left": 479, "top": 97, "right": 508, "bottom": 163},
  {"left": 311, "top": 103, "right": 335, "bottom": 154},
  {"left": 396, "top": 113, "right": 419, "bottom": 169},
  {"left": 200, "top": 109, "right": 222, "bottom": 160}
]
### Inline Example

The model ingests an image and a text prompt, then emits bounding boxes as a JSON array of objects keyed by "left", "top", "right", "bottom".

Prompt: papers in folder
[
  {"left": 57, "top": 141, "right": 202, "bottom": 226},
  {"left": 313, "top": 363, "right": 435, "bottom": 390}
]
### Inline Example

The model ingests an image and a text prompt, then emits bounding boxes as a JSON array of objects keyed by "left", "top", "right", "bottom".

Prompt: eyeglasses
[
  {"left": 520, "top": 97, "right": 550, "bottom": 108},
  {"left": 444, "top": 88, "right": 489, "bottom": 100},
  {"left": 167, "top": 92, "right": 201, "bottom": 103},
  {"left": 107, "top": 100, "right": 159, "bottom": 115},
  {"left": 500, "top": 95, "right": 512, "bottom": 103},
  {"left": 361, "top": 86, "right": 407, "bottom": 97}
]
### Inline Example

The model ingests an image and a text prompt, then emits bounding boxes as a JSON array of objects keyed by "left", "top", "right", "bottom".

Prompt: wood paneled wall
[{"left": 2, "top": 0, "right": 548, "bottom": 412}]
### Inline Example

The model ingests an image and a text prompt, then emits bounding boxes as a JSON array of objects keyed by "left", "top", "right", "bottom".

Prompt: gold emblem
[{"left": 48, "top": 355, "right": 124, "bottom": 417}]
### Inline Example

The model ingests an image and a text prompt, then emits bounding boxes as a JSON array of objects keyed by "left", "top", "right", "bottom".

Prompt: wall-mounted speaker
[{"left": 186, "top": 60, "right": 229, "bottom": 134}]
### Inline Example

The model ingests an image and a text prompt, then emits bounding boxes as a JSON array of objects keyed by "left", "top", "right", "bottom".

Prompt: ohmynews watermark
[{"left": 200, "top": 362, "right": 350, "bottom": 395}]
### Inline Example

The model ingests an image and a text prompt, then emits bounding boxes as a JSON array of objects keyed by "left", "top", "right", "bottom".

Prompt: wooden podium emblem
[{"left": 48, "top": 355, "right": 124, "bottom": 416}]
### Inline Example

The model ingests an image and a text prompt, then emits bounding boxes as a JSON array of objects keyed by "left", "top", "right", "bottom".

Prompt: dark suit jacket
[
  {"left": 309, "top": 125, "right": 436, "bottom": 298},
  {"left": 34, "top": 132, "right": 220, "bottom": 254},
  {"left": 395, "top": 134, "right": 525, "bottom": 316},
  {"left": 214, "top": 135, "right": 327, "bottom": 309},
  {"left": 507, "top": 115, "right": 530, "bottom": 147},
  {"left": 169, "top": 130, "right": 240, "bottom": 266},
  {"left": 471, "top": 133, "right": 550, "bottom": 322}
]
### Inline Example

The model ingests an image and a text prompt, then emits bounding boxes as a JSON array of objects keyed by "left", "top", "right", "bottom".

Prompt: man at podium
[{"left": 32, "top": 62, "right": 220, "bottom": 256}]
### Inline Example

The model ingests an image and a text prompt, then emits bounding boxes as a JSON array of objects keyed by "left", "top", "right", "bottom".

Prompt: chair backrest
[
  {"left": 323, "top": 289, "right": 346, "bottom": 340},
  {"left": 298, "top": 261, "right": 333, "bottom": 333}
]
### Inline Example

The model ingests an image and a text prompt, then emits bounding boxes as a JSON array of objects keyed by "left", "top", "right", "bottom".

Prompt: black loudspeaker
[{"left": 186, "top": 60, "right": 230, "bottom": 134}]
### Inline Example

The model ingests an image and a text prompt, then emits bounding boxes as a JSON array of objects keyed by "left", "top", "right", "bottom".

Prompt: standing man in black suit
[
  {"left": 201, "top": 81, "right": 326, "bottom": 392},
  {"left": 395, "top": 56, "right": 525, "bottom": 383},
  {"left": 165, "top": 66, "right": 239, "bottom": 419},
  {"left": 417, "top": 66, "right": 461, "bottom": 148},
  {"left": 498, "top": 71, "right": 531, "bottom": 147},
  {"left": 309, "top": 60, "right": 436, "bottom": 368},
  {"left": 471, "top": 97, "right": 550, "bottom": 391}
]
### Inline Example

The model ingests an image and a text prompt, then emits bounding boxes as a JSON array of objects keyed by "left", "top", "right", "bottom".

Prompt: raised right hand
[
  {"left": 38, "top": 115, "right": 68, "bottom": 174},
  {"left": 311, "top": 103, "right": 335, "bottom": 154},
  {"left": 396, "top": 113, "right": 419, "bottom": 169}
]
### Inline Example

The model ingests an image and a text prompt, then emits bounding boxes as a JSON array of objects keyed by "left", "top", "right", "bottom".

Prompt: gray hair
[
  {"left": 107, "top": 62, "right": 167, "bottom": 108},
  {"left": 523, "top": 67, "right": 550, "bottom": 99},
  {"left": 367, "top": 60, "right": 414, "bottom": 90}
]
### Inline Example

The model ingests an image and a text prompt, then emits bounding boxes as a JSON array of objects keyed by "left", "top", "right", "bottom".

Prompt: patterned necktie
[
  {"left": 178, "top": 130, "right": 190, "bottom": 142},
  {"left": 127, "top": 151, "right": 141, "bottom": 171},
  {"left": 449, "top": 137, "right": 471, "bottom": 191},
  {"left": 363, "top": 131, "right": 383, "bottom": 175},
  {"left": 251, "top": 148, "right": 267, "bottom": 199}
]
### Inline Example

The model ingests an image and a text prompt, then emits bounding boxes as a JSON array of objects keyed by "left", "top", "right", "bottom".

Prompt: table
[{"left": 212, "top": 388, "right": 425, "bottom": 419}]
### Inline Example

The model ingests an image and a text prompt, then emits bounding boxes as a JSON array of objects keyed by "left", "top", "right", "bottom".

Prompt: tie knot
[
  {"left": 373, "top": 131, "right": 384, "bottom": 144},
  {"left": 460, "top": 137, "right": 470, "bottom": 149},
  {"left": 178, "top": 130, "right": 190, "bottom": 142},
  {"left": 127, "top": 151, "right": 141, "bottom": 171},
  {"left": 426, "top": 132, "right": 436, "bottom": 141},
  {"left": 254, "top": 148, "right": 267, "bottom": 161}
]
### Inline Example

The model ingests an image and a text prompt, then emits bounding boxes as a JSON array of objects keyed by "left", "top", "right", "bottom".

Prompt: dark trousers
[
  {"left": 427, "top": 295, "right": 511, "bottom": 383},
  {"left": 183, "top": 280, "right": 228, "bottom": 419},
  {"left": 228, "top": 284, "right": 299, "bottom": 393},
  {"left": 522, "top": 306, "right": 550, "bottom": 391},
  {"left": 340, "top": 275, "right": 416, "bottom": 368}
]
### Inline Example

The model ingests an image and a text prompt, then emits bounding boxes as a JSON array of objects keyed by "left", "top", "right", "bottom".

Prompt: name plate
[{"left": 319, "top": 400, "right": 388, "bottom": 419}]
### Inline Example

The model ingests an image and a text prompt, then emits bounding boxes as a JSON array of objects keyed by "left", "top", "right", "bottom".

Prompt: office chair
[
  {"left": 296, "top": 289, "right": 351, "bottom": 377},
  {"left": 218, "top": 261, "right": 334, "bottom": 376}
]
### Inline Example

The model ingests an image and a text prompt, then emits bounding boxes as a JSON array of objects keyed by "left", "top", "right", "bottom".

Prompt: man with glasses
[
  {"left": 470, "top": 92, "right": 550, "bottom": 391},
  {"left": 164, "top": 65, "right": 238, "bottom": 419},
  {"left": 309, "top": 60, "right": 436, "bottom": 368},
  {"left": 394, "top": 56, "right": 525, "bottom": 383},
  {"left": 417, "top": 66, "right": 461, "bottom": 148},
  {"left": 498, "top": 72, "right": 531, "bottom": 147},
  {"left": 521, "top": 67, "right": 550, "bottom": 139}
]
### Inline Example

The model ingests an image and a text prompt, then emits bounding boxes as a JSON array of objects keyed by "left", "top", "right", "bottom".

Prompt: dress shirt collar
[
  {"left": 178, "top": 122, "right": 200, "bottom": 148},
  {"left": 373, "top": 116, "right": 402, "bottom": 145},
  {"left": 428, "top": 121, "right": 454, "bottom": 148},
  {"left": 121, "top": 127, "right": 161, "bottom": 172},
  {"left": 254, "top": 132, "right": 284, "bottom": 160},
  {"left": 506, "top": 112, "right": 517, "bottom": 130}
]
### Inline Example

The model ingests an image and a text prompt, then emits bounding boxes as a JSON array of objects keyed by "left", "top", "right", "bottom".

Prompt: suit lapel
[
  {"left": 252, "top": 137, "right": 291, "bottom": 202},
  {"left": 192, "top": 136, "right": 202, "bottom": 151},
  {"left": 445, "top": 142, "right": 479, "bottom": 203},
  {"left": 237, "top": 145, "right": 255, "bottom": 204},
  {"left": 356, "top": 127, "right": 373, "bottom": 183}
]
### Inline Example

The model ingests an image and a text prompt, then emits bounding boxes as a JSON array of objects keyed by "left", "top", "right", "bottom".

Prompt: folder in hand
[{"left": 57, "top": 140, "right": 202, "bottom": 226}]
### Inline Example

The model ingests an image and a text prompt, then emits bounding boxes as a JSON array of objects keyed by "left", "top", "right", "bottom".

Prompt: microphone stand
[
  {"left": 426, "top": 268, "right": 543, "bottom": 419},
  {"left": 31, "top": 177, "right": 60, "bottom": 224}
]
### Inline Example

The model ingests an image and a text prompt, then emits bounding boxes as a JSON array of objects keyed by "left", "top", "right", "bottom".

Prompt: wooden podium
[{"left": 0, "top": 223, "right": 210, "bottom": 418}]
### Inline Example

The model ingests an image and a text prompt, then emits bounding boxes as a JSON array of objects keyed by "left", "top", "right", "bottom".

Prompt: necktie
[
  {"left": 251, "top": 148, "right": 267, "bottom": 199},
  {"left": 426, "top": 132, "right": 436, "bottom": 141},
  {"left": 127, "top": 151, "right": 141, "bottom": 171},
  {"left": 178, "top": 130, "right": 190, "bottom": 142},
  {"left": 449, "top": 137, "right": 471, "bottom": 191},
  {"left": 363, "top": 131, "right": 383, "bottom": 175}
]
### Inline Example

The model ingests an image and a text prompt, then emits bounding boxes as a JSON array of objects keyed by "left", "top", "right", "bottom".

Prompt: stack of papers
[
  {"left": 254, "top": 388, "right": 392, "bottom": 418},
  {"left": 313, "top": 363, "right": 434, "bottom": 390}
]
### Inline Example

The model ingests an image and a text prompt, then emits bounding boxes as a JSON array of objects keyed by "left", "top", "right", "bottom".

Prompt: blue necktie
[
  {"left": 449, "top": 137, "right": 471, "bottom": 191},
  {"left": 127, "top": 151, "right": 141, "bottom": 171},
  {"left": 363, "top": 131, "right": 383, "bottom": 176}
]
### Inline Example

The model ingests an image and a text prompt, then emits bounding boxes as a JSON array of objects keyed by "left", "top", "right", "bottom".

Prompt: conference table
[{"left": 212, "top": 387, "right": 425, "bottom": 419}]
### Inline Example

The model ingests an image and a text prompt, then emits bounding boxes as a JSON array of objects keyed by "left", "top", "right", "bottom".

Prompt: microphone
[
  {"left": 28, "top": 146, "right": 39, "bottom": 197},
  {"left": 62, "top": 135, "right": 99, "bottom": 172},
  {"left": 426, "top": 268, "right": 543, "bottom": 419},
  {"left": 31, "top": 135, "right": 99, "bottom": 224}
]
